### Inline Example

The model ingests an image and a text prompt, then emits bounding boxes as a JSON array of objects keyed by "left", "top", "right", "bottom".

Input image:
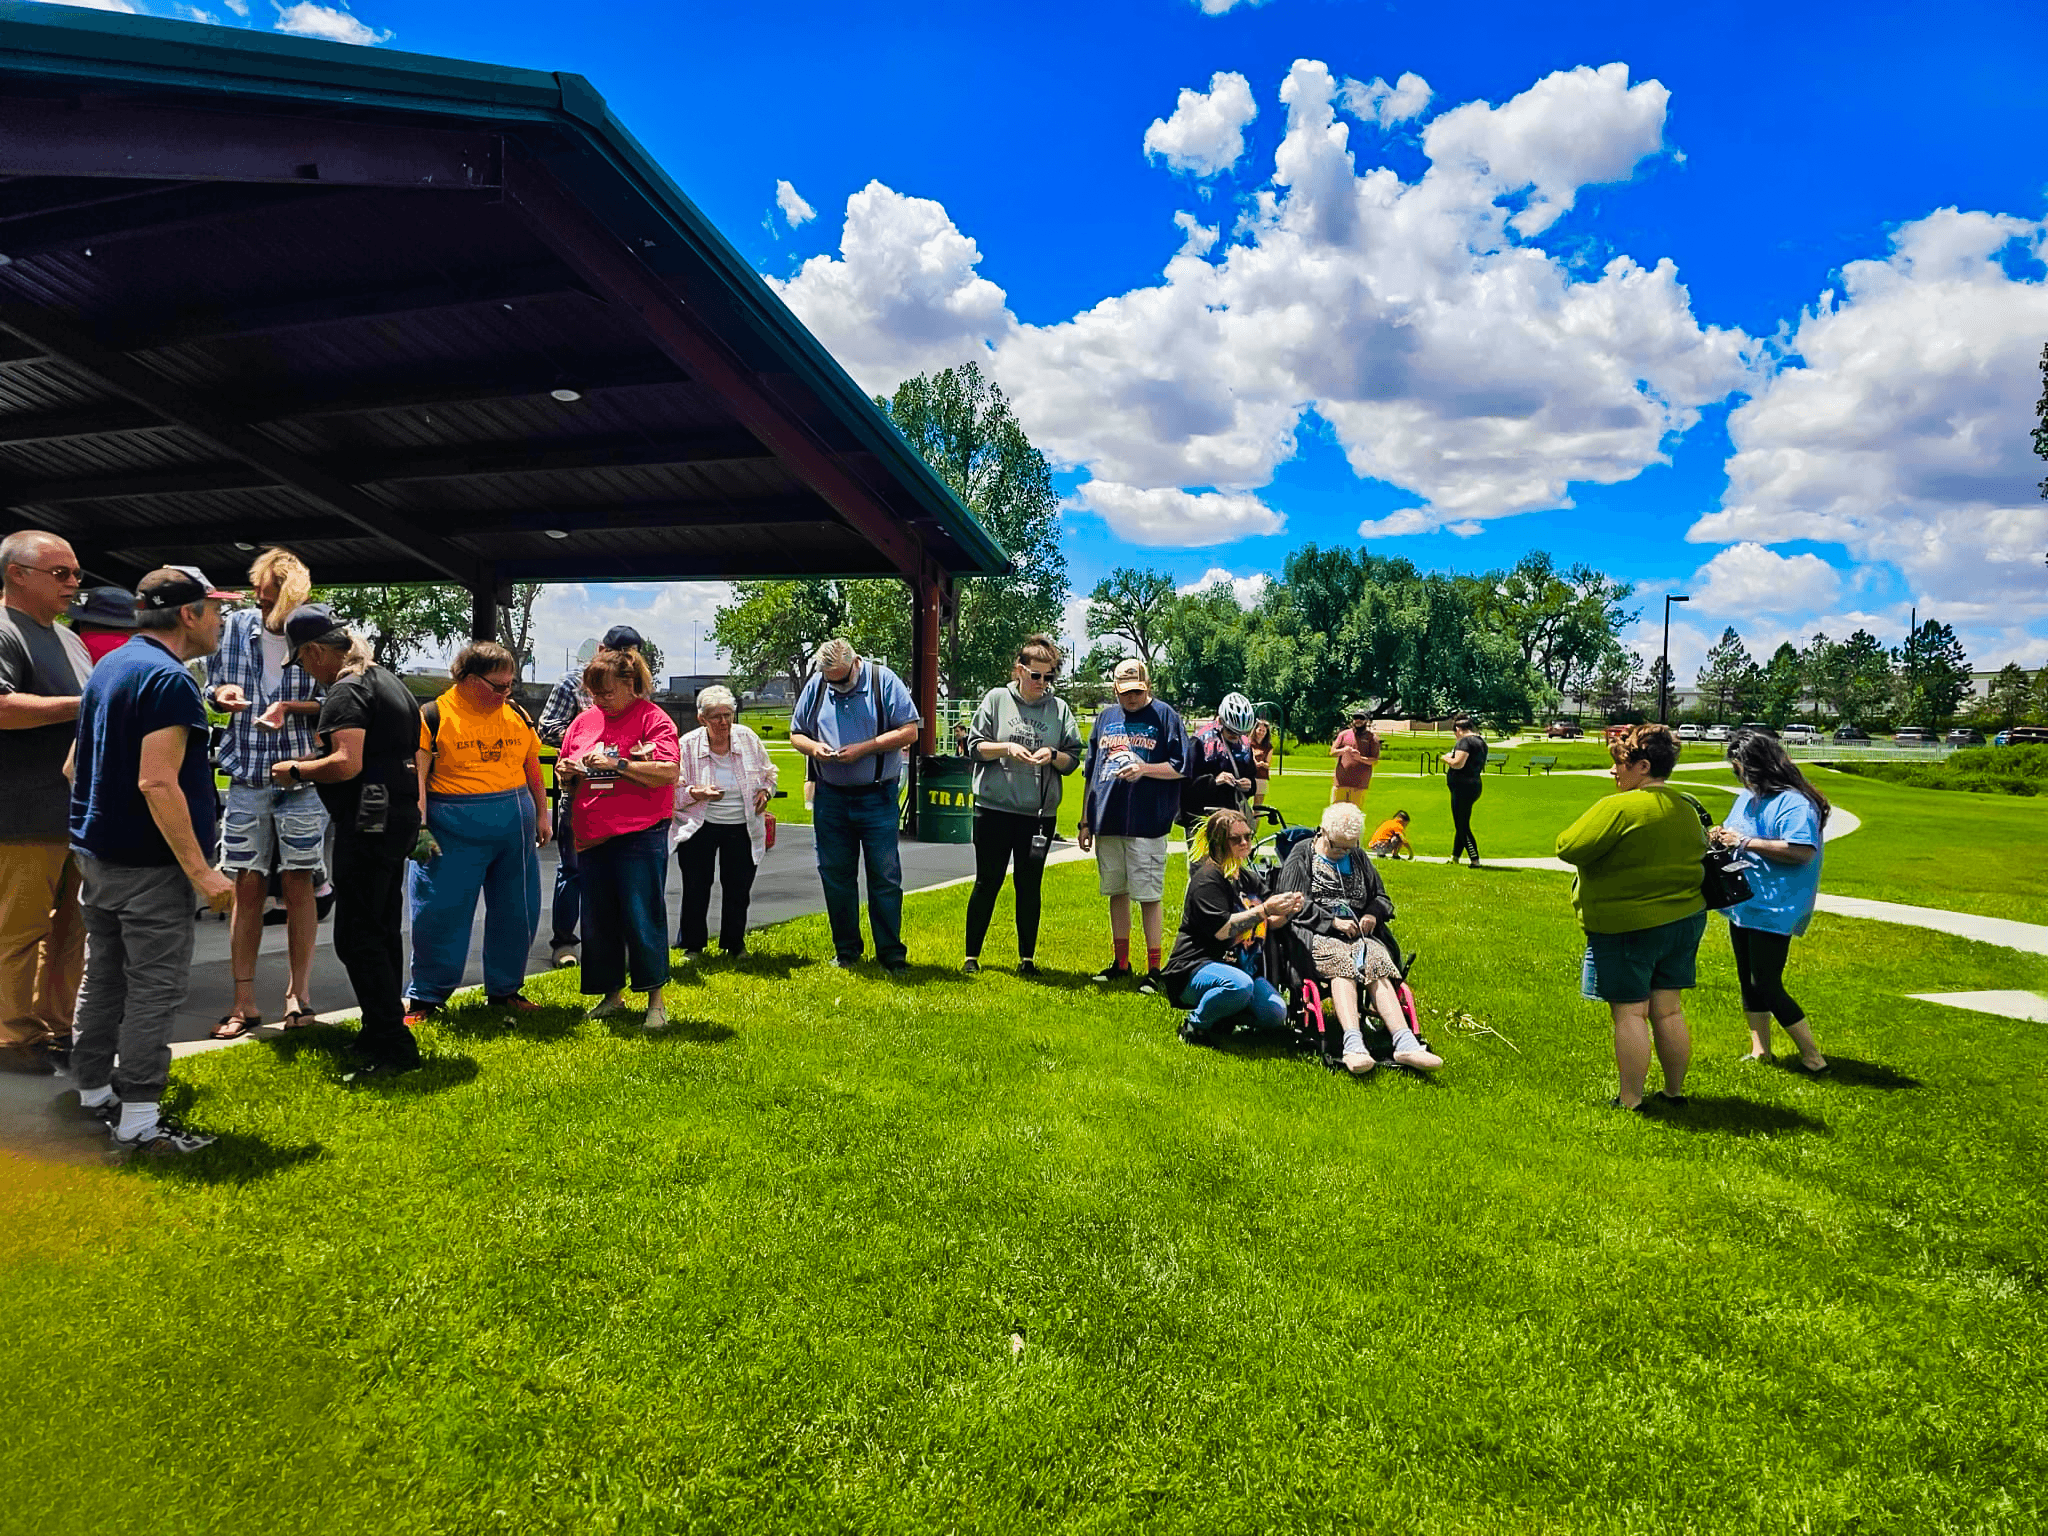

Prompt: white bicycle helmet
[{"left": 1217, "top": 692, "right": 1256, "bottom": 734}]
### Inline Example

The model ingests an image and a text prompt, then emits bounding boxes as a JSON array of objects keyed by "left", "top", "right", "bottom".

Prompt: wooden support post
[
  {"left": 915, "top": 569, "right": 945, "bottom": 756},
  {"left": 471, "top": 573, "right": 510, "bottom": 642}
]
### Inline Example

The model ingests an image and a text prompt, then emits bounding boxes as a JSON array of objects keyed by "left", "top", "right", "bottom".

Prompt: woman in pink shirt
[{"left": 556, "top": 648, "right": 680, "bottom": 1029}]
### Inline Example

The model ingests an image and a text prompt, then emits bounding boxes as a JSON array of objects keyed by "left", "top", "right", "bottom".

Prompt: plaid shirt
[
  {"left": 204, "top": 606, "right": 323, "bottom": 785},
  {"left": 537, "top": 670, "right": 588, "bottom": 747}
]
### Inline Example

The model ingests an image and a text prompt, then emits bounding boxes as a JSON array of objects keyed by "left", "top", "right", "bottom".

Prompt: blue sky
[{"left": 47, "top": 0, "right": 2048, "bottom": 680}]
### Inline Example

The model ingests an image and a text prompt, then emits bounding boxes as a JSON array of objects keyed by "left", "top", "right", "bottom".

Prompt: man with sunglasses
[{"left": 0, "top": 529, "right": 95, "bottom": 1069}]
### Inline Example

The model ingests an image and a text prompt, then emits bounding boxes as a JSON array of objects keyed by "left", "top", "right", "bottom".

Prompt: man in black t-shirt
[
  {"left": 1440, "top": 714, "right": 1489, "bottom": 867},
  {"left": 272, "top": 606, "right": 423, "bottom": 1074}
]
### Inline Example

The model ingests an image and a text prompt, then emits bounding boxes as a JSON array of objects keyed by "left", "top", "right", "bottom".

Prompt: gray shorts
[
  {"left": 1096, "top": 835, "right": 1168, "bottom": 902},
  {"left": 219, "top": 782, "right": 329, "bottom": 876}
]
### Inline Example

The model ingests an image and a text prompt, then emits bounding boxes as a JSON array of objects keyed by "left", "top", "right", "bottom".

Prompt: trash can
[{"left": 915, "top": 754, "right": 974, "bottom": 843}]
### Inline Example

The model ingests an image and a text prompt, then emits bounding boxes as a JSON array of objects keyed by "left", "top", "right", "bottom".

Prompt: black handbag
[{"left": 1682, "top": 794, "right": 1753, "bottom": 910}]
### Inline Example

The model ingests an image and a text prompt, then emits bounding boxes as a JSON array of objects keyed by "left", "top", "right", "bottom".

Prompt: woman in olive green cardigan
[{"left": 1555, "top": 724, "right": 1707, "bottom": 1111}]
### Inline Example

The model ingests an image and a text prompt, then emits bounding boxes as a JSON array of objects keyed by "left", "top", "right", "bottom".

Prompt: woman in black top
[
  {"left": 1440, "top": 714, "right": 1488, "bottom": 866},
  {"left": 1161, "top": 808, "right": 1303, "bottom": 1043}
]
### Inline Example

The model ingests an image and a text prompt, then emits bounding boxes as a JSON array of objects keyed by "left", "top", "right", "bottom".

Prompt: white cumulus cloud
[
  {"left": 1177, "top": 567, "right": 1273, "bottom": 607},
  {"left": 1075, "top": 484, "right": 1284, "bottom": 547},
  {"left": 273, "top": 2, "right": 390, "bottom": 44},
  {"left": 1192, "top": 0, "right": 1266, "bottom": 12},
  {"left": 774, "top": 180, "right": 816, "bottom": 228},
  {"left": 1692, "top": 207, "right": 2048, "bottom": 628},
  {"left": 1143, "top": 72, "right": 1259, "bottom": 177},
  {"left": 1338, "top": 72, "right": 1433, "bottom": 128},
  {"left": 1689, "top": 542, "right": 1843, "bottom": 613}
]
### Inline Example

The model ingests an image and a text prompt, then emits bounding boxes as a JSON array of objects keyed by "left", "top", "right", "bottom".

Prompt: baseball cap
[
  {"left": 1346, "top": 702, "right": 1371, "bottom": 720},
  {"left": 282, "top": 603, "right": 352, "bottom": 664},
  {"left": 136, "top": 565, "right": 240, "bottom": 610},
  {"left": 67, "top": 585, "right": 138, "bottom": 630},
  {"left": 601, "top": 624, "right": 645, "bottom": 651},
  {"left": 1112, "top": 659, "right": 1150, "bottom": 695}
]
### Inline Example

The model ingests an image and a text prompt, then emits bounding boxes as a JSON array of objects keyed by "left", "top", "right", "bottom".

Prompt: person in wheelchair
[
  {"left": 1275, "top": 802, "right": 1442, "bottom": 1076},
  {"left": 1160, "top": 807, "right": 1305, "bottom": 1044}
]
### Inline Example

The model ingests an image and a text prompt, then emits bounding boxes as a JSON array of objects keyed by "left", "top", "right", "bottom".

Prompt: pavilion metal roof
[{"left": 0, "top": 3, "right": 1010, "bottom": 591}]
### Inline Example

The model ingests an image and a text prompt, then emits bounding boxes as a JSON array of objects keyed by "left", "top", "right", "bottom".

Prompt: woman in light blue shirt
[{"left": 1710, "top": 730, "right": 1830, "bottom": 1073}]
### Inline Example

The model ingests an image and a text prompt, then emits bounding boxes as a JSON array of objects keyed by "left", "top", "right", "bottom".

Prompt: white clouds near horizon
[
  {"left": 1178, "top": 567, "right": 1272, "bottom": 607},
  {"left": 1142, "top": 71, "right": 1259, "bottom": 176}
]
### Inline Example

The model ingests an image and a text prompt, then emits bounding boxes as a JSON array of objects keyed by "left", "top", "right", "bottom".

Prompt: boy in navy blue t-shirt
[{"left": 1077, "top": 659, "right": 1188, "bottom": 989}]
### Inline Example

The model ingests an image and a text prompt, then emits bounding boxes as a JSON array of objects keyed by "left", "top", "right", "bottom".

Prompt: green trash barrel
[{"left": 915, "top": 755, "right": 975, "bottom": 843}]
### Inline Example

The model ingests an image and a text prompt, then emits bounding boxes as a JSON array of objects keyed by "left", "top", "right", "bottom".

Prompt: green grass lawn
[
  {"left": 7, "top": 858, "right": 2047, "bottom": 1533},
  {"left": 1807, "top": 767, "right": 2048, "bottom": 924}
]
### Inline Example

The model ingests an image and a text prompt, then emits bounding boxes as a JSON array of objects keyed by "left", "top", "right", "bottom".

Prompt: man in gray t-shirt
[{"left": 0, "top": 529, "right": 95, "bottom": 1058}]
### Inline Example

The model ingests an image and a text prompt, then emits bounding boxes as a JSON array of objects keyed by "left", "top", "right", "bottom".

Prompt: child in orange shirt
[{"left": 1368, "top": 811, "right": 1412, "bottom": 859}]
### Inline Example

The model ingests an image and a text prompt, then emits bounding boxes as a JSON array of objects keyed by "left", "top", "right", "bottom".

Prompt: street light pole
[{"left": 1660, "top": 593, "right": 1690, "bottom": 724}]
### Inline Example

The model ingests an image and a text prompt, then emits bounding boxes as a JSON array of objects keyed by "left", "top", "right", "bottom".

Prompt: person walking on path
[
  {"left": 789, "top": 638, "right": 922, "bottom": 972},
  {"left": 408, "top": 640, "right": 551, "bottom": 1018},
  {"left": 1078, "top": 659, "right": 1188, "bottom": 993},
  {"left": 962, "top": 634, "right": 1082, "bottom": 975},
  {"left": 69, "top": 567, "right": 238, "bottom": 1155},
  {"left": 537, "top": 623, "right": 651, "bottom": 969},
  {"left": 1712, "top": 729, "right": 1830, "bottom": 1074},
  {"left": 203, "top": 548, "right": 328, "bottom": 1038},
  {"left": 557, "top": 647, "right": 679, "bottom": 1028},
  {"left": 1330, "top": 706, "right": 1380, "bottom": 807},
  {"left": 271, "top": 607, "right": 423, "bottom": 1075},
  {"left": 0, "top": 529, "right": 94, "bottom": 1070},
  {"left": 1162, "top": 807, "right": 1303, "bottom": 1043},
  {"left": 1441, "top": 714, "right": 1488, "bottom": 867},
  {"left": 1555, "top": 724, "right": 1708, "bottom": 1111},
  {"left": 673, "top": 685, "right": 778, "bottom": 960}
]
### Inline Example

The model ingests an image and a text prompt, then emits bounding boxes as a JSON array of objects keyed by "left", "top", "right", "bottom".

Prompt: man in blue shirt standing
[
  {"left": 69, "top": 567, "right": 238, "bottom": 1157},
  {"left": 1077, "top": 659, "right": 1188, "bottom": 992},
  {"left": 789, "top": 638, "right": 922, "bottom": 972}
]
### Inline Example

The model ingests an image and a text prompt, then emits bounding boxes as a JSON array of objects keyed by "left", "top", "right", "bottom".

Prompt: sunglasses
[
  {"left": 16, "top": 563, "right": 81, "bottom": 583},
  {"left": 1017, "top": 665, "right": 1053, "bottom": 681}
]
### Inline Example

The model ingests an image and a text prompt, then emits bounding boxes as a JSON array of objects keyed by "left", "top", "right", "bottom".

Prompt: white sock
[
  {"left": 1342, "top": 1027, "right": 1367, "bottom": 1055},
  {"left": 1391, "top": 1026, "right": 1423, "bottom": 1056},
  {"left": 117, "top": 1102, "right": 159, "bottom": 1140},
  {"left": 79, "top": 1085, "right": 114, "bottom": 1108}
]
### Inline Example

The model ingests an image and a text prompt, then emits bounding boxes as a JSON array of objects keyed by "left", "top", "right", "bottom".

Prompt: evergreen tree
[
  {"left": 1892, "top": 619, "right": 1973, "bottom": 725},
  {"left": 1759, "top": 642, "right": 1803, "bottom": 727},
  {"left": 1977, "top": 662, "right": 2029, "bottom": 728},
  {"left": 1695, "top": 627, "right": 1753, "bottom": 721}
]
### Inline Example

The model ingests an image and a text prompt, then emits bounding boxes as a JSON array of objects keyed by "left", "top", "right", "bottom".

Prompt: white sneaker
[
  {"left": 111, "top": 1116, "right": 216, "bottom": 1157},
  {"left": 1341, "top": 1049, "right": 1376, "bottom": 1076},
  {"left": 551, "top": 945, "right": 578, "bottom": 968},
  {"left": 1393, "top": 1045, "right": 1443, "bottom": 1072}
]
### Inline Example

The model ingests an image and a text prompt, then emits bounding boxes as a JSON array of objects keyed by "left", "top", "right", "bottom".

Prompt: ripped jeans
[{"left": 218, "top": 782, "right": 330, "bottom": 876}]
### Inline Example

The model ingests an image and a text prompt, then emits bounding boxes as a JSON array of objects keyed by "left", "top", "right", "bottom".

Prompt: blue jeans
[
  {"left": 1181, "top": 962, "right": 1285, "bottom": 1035},
  {"left": 550, "top": 798, "right": 581, "bottom": 946},
  {"left": 578, "top": 821, "right": 671, "bottom": 996},
  {"left": 409, "top": 789, "right": 541, "bottom": 1006},
  {"left": 813, "top": 780, "right": 905, "bottom": 965}
]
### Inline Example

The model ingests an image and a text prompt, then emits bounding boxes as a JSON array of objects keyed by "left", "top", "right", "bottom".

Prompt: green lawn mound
[{"left": 7, "top": 859, "right": 2047, "bottom": 1533}]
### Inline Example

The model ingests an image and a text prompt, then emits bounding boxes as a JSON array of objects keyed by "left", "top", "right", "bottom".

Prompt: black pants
[
  {"left": 964, "top": 807, "right": 1055, "bottom": 959},
  {"left": 1729, "top": 924, "right": 1803, "bottom": 1026},
  {"left": 676, "top": 821, "right": 757, "bottom": 954},
  {"left": 330, "top": 819, "right": 420, "bottom": 1068},
  {"left": 1448, "top": 779, "right": 1483, "bottom": 862}
]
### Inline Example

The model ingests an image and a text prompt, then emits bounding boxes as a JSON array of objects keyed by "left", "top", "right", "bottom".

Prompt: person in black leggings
[
  {"left": 1441, "top": 715, "right": 1488, "bottom": 866},
  {"left": 962, "top": 634, "right": 1082, "bottom": 975}
]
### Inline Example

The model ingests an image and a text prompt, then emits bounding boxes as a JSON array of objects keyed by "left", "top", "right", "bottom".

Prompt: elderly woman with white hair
[
  {"left": 1275, "top": 800, "right": 1442, "bottom": 1075},
  {"left": 673, "top": 684, "right": 779, "bottom": 958}
]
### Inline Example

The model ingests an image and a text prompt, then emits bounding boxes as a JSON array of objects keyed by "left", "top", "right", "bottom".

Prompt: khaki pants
[{"left": 0, "top": 841, "right": 84, "bottom": 1045}]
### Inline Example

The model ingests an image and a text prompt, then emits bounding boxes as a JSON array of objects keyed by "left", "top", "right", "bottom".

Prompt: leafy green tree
[
  {"left": 1156, "top": 585, "right": 1254, "bottom": 711},
  {"left": 1892, "top": 619, "right": 1972, "bottom": 725},
  {"left": 1694, "top": 627, "right": 1753, "bottom": 721},
  {"left": 314, "top": 583, "right": 471, "bottom": 670},
  {"left": 1472, "top": 552, "right": 1637, "bottom": 702},
  {"left": 877, "top": 363, "right": 1067, "bottom": 697},
  {"left": 711, "top": 580, "right": 848, "bottom": 697},
  {"left": 2028, "top": 662, "right": 2048, "bottom": 726},
  {"left": 1759, "top": 642, "right": 1803, "bottom": 727},
  {"left": 1979, "top": 662, "right": 2030, "bottom": 729},
  {"left": 1085, "top": 567, "right": 1177, "bottom": 673}
]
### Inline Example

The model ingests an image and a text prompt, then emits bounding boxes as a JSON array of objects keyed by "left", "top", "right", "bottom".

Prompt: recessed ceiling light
[
  {"left": 550, "top": 388, "right": 582, "bottom": 403},
  {"left": 234, "top": 542, "right": 256, "bottom": 551},
  {"left": 545, "top": 528, "right": 569, "bottom": 540}
]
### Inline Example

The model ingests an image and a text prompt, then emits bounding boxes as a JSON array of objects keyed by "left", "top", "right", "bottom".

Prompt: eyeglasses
[
  {"left": 1227, "top": 830, "right": 1252, "bottom": 845},
  {"left": 12, "top": 563, "right": 81, "bottom": 584},
  {"left": 479, "top": 676, "right": 516, "bottom": 694},
  {"left": 1018, "top": 666, "right": 1053, "bottom": 681}
]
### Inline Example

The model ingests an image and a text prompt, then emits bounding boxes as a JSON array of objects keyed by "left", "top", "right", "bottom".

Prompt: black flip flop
[{"left": 211, "top": 1013, "right": 262, "bottom": 1040}]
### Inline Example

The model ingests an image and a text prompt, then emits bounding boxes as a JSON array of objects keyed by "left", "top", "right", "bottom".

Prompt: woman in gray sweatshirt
[{"left": 962, "top": 633, "right": 1083, "bottom": 974}]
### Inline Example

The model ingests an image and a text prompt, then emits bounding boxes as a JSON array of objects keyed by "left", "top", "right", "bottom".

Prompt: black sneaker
[
  {"left": 340, "top": 1058, "right": 418, "bottom": 1084},
  {"left": 76, "top": 1093, "right": 120, "bottom": 1127},
  {"left": 110, "top": 1115, "right": 216, "bottom": 1157},
  {"left": 1137, "top": 970, "right": 1165, "bottom": 996},
  {"left": 962, "top": 958, "right": 981, "bottom": 975},
  {"left": 1090, "top": 960, "right": 1133, "bottom": 985},
  {"left": 1016, "top": 960, "right": 1039, "bottom": 978}
]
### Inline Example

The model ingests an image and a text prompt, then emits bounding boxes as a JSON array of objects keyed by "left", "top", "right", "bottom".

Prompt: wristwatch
[{"left": 288, "top": 763, "right": 303, "bottom": 783}]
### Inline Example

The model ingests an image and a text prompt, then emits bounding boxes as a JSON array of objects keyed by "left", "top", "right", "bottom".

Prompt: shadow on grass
[
  {"left": 260, "top": 1031, "right": 481, "bottom": 1094},
  {"left": 1789, "top": 1055, "right": 1921, "bottom": 1091},
  {"left": 128, "top": 1130, "right": 326, "bottom": 1184},
  {"left": 434, "top": 1001, "right": 583, "bottom": 1042},
  {"left": 667, "top": 951, "right": 805, "bottom": 982},
  {"left": 1641, "top": 1094, "right": 1828, "bottom": 1136},
  {"left": 608, "top": 1015, "right": 737, "bottom": 1046}
]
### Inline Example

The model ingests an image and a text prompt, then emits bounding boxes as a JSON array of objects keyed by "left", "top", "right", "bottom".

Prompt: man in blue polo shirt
[
  {"left": 69, "top": 566, "right": 238, "bottom": 1157},
  {"left": 789, "top": 637, "right": 922, "bottom": 972}
]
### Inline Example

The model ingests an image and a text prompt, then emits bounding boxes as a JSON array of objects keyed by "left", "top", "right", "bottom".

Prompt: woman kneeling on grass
[
  {"left": 1711, "top": 729, "right": 1828, "bottom": 1073},
  {"left": 1555, "top": 724, "right": 1708, "bottom": 1111},
  {"left": 1275, "top": 801, "right": 1440, "bottom": 1076},
  {"left": 557, "top": 648, "right": 680, "bottom": 1029},
  {"left": 1160, "top": 808, "right": 1304, "bottom": 1044}
]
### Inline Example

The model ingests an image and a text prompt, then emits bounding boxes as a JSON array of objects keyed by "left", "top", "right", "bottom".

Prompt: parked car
[
  {"left": 1893, "top": 727, "right": 1935, "bottom": 746},
  {"left": 1945, "top": 728, "right": 1985, "bottom": 746},
  {"left": 1995, "top": 730, "right": 2012, "bottom": 746},
  {"left": 1703, "top": 724, "right": 1731, "bottom": 743},
  {"left": 1782, "top": 723, "right": 1820, "bottom": 744},
  {"left": 1739, "top": 721, "right": 1779, "bottom": 738},
  {"left": 1833, "top": 725, "right": 1871, "bottom": 744},
  {"left": 1676, "top": 723, "right": 1702, "bottom": 741},
  {"left": 1546, "top": 721, "right": 1584, "bottom": 739},
  {"left": 2008, "top": 726, "right": 2048, "bottom": 746}
]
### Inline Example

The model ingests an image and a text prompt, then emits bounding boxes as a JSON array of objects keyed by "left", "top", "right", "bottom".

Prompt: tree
[
  {"left": 711, "top": 580, "right": 848, "bottom": 697},
  {"left": 1592, "top": 647, "right": 1642, "bottom": 721},
  {"left": 1473, "top": 552, "right": 1638, "bottom": 702},
  {"left": 1085, "top": 567, "right": 1177, "bottom": 672},
  {"left": 1759, "top": 642, "right": 1803, "bottom": 727},
  {"left": 495, "top": 583, "right": 544, "bottom": 678},
  {"left": 878, "top": 363, "right": 1067, "bottom": 697},
  {"left": 1823, "top": 629, "right": 1894, "bottom": 727},
  {"left": 1893, "top": 619, "right": 1972, "bottom": 725},
  {"left": 314, "top": 582, "right": 471, "bottom": 670},
  {"left": 1643, "top": 653, "right": 1678, "bottom": 720},
  {"left": 2029, "top": 662, "right": 2048, "bottom": 726},
  {"left": 1977, "top": 662, "right": 2029, "bottom": 729},
  {"left": 639, "top": 638, "right": 666, "bottom": 680},
  {"left": 1156, "top": 584, "right": 1254, "bottom": 711},
  {"left": 1695, "top": 627, "right": 1753, "bottom": 721}
]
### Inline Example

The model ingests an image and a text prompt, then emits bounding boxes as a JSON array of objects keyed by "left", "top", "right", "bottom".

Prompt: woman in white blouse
[{"left": 673, "top": 686, "right": 779, "bottom": 957}]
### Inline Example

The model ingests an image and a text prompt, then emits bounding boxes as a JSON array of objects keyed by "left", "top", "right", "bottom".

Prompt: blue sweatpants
[{"left": 409, "top": 789, "right": 541, "bottom": 1006}]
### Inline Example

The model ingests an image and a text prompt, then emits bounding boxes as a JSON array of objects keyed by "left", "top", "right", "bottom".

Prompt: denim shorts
[
  {"left": 219, "top": 782, "right": 329, "bottom": 875},
  {"left": 1580, "top": 909, "right": 1709, "bottom": 1005}
]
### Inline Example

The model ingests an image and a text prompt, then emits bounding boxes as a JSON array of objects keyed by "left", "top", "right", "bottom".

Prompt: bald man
[{"left": 0, "top": 528, "right": 94, "bottom": 1066}]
